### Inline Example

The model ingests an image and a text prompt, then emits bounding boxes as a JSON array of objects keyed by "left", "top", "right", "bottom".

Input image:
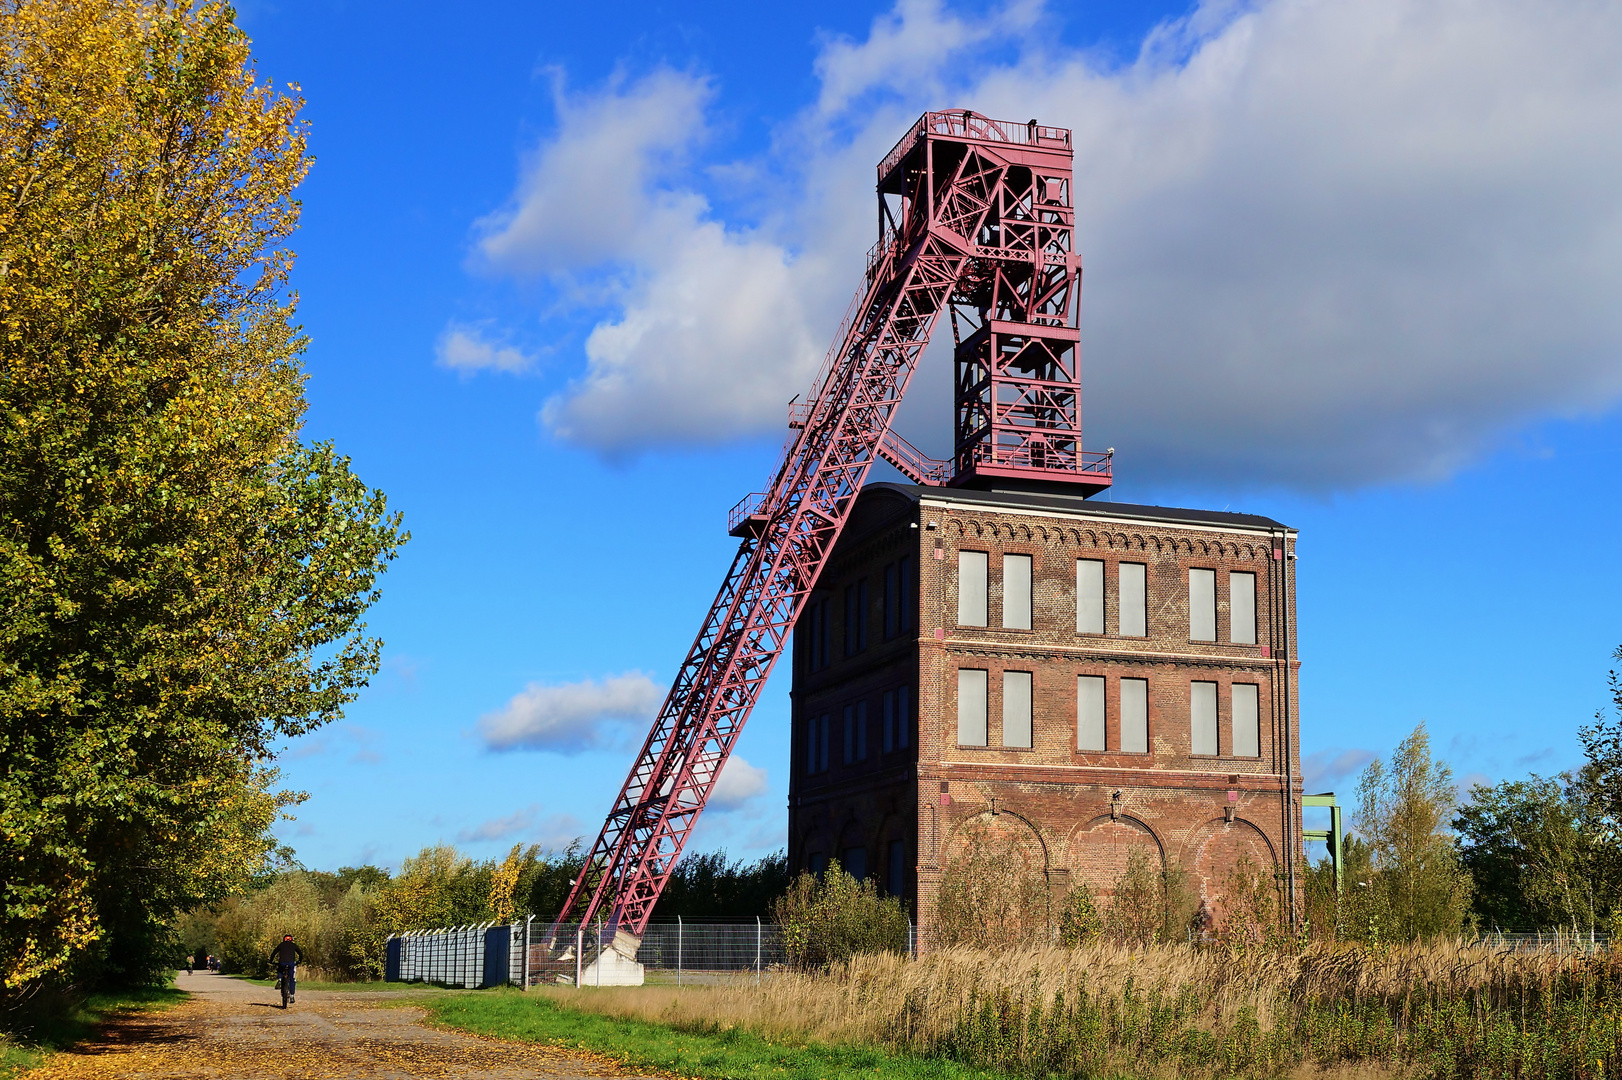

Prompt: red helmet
[{"left": 283, "top": 934, "right": 293, "bottom": 941}]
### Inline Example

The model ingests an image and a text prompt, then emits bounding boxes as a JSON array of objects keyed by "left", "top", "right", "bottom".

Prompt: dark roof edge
[{"left": 863, "top": 481, "right": 1293, "bottom": 532}]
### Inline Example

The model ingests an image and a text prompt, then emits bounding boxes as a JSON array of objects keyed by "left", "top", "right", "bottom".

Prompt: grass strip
[
  {"left": 419, "top": 987, "right": 1011, "bottom": 1080},
  {"left": 1, "top": 982, "right": 185, "bottom": 1079}
]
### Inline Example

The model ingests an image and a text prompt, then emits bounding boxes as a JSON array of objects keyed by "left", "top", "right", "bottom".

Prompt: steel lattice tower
[{"left": 551, "top": 111, "right": 1112, "bottom": 947}]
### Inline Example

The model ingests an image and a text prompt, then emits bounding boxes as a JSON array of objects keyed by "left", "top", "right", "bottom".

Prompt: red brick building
[{"left": 787, "top": 479, "right": 1301, "bottom": 938}]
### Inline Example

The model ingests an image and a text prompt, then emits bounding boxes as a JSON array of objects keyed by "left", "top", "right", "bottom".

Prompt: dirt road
[{"left": 28, "top": 971, "right": 633, "bottom": 1079}]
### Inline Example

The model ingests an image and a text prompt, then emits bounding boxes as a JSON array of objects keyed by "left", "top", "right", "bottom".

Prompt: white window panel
[
  {"left": 958, "top": 551, "right": 988, "bottom": 626},
  {"left": 1233, "top": 683, "right": 1260, "bottom": 758},
  {"left": 1190, "top": 568, "right": 1216, "bottom": 641},
  {"left": 1002, "top": 671, "right": 1033, "bottom": 748},
  {"left": 1077, "top": 559, "right": 1104, "bottom": 634},
  {"left": 1121, "top": 678, "right": 1148, "bottom": 753},
  {"left": 1191, "top": 681, "right": 1218, "bottom": 755},
  {"left": 1003, "top": 554, "right": 1032, "bottom": 629},
  {"left": 1230, "top": 571, "right": 1256, "bottom": 644},
  {"left": 957, "top": 669, "right": 988, "bottom": 746},
  {"left": 1119, "top": 563, "right": 1146, "bottom": 637},
  {"left": 1077, "top": 675, "right": 1106, "bottom": 752}
]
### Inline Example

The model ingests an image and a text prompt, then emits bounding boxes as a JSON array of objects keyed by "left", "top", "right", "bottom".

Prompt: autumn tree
[
  {"left": 0, "top": 0, "right": 404, "bottom": 994},
  {"left": 1348, "top": 724, "right": 1472, "bottom": 941}
]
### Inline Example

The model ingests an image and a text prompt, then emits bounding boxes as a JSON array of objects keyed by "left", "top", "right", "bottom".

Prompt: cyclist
[{"left": 270, "top": 934, "right": 305, "bottom": 1006}]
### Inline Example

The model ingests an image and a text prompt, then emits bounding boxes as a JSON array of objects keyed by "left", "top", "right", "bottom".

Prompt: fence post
[
  {"left": 756, "top": 917, "right": 762, "bottom": 985},
  {"left": 574, "top": 925, "right": 583, "bottom": 989},
  {"left": 677, "top": 916, "right": 683, "bottom": 988}
]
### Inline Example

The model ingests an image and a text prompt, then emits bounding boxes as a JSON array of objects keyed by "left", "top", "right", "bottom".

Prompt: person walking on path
[
  {"left": 270, "top": 935, "right": 305, "bottom": 1006},
  {"left": 186, "top": 955, "right": 194, "bottom": 975}
]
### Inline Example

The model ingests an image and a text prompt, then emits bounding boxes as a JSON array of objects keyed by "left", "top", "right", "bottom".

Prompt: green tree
[
  {"left": 0, "top": 0, "right": 404, "bottom": 993},
  {"left": 1350, "top": 724, "right": 1472, "bottom": 941},
  {"left": 1453, "top": 776, "right": 1614, "bottom": 932},
  {"left": 654, "top": 850, "right": 792, "bottom": 919},
  {"left": 1575, "top": 646, "right": 1622, "bottom": 857}
]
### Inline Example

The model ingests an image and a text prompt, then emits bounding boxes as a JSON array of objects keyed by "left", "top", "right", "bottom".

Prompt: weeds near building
[
  {"left": 772, "top": 860, "right": 910, "bottom": 968},
  {"left": 933, "top": 818, "right": 1051, "bottom": 949},
  {"left": 544, "top": 940, "right": 1622, "bottom": 1080}
]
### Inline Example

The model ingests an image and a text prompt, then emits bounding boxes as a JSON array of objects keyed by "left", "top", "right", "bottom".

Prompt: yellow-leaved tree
[{"left": 0, "top": 0, "right": 405, "bottom": 995}]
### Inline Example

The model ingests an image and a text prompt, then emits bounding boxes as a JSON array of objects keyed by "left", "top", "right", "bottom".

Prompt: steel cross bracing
[{"left": 552, "top": 111, "right": 1112, "bottom": 940}]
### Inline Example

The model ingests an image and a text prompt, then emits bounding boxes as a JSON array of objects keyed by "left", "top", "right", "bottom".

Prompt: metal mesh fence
[{"left": 526, "top": 919, "right": 917, "bottom": 987}]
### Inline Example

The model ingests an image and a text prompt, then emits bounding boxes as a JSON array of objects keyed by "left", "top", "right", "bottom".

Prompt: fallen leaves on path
[{"left": 28, "top": 992, "right": 638, "bottom": 1080}]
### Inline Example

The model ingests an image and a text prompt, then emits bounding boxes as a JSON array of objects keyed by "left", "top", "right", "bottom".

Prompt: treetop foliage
[{"left": 0, "top": 0, "right": 405, "bottom": 994}]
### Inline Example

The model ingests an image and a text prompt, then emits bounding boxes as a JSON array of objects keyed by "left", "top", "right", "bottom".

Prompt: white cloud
[
  {"left": 709, "top": 755, "right": 770, "bottom": 811},
  {"left": 1302, "top": 748, "right": 1376, "bottom": 793},
  {"left": 477, "top": 0, "right": 1622, "bottom": 488},
  {"left": 477, "top": 671, "right": 661, "bottom": 753},
  {"left": 476, "top": 68, "right": 713, "bottom": 275},
  {"left": 436, "top": 323, "right": 535, "bottom": 374},
  {"left": 458, "top": 805, "right": 584, "bottom": 848}
]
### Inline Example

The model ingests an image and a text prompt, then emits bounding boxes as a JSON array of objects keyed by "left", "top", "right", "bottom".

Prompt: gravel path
[{"left": 27, "top": 971, "right": 632, "bottom": 1079}]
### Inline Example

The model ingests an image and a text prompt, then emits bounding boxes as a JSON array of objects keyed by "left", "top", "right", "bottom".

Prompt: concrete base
[{"left": 578, "top": 948, "right": 644, "bottom": 986}]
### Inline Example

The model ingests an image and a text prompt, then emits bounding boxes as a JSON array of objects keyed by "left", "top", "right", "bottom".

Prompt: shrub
[
  {"left": 1056, "top": 880, "right": 1102, "bottom": 946},
  {"left": 933, "top": 817, "right": 1050, "bottom": 948},
  {"left": 771, "top": 861, "right": 909, "bottom": 968}
]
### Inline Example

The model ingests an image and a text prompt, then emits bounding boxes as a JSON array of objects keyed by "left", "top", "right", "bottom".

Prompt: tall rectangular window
[
  {"left": 899, "top": 555, "right": 915, "bottom": 632},
  {"left": 882, "top": 689, "right": 911, "bottom": 753},
  {"left": 844, "top": 580, "right": 868, "bottom": 656},
  {"left": 1189, "top": 568, "right": 1216, "bottom": 641},
  {"left": 842, "top": 846, "right": 867, "bottom": 882},
  {"left": 957, "top": 669, "right": 988, "bottom": 746},
  {"left": 1233, "top": 683, "right": 1260, "bottom": 757},
  {"left": 1077, "top": 675, "right": 1106, "bottom": 751},
  {"left": 1077, "top": 559, "right": 1104, "bottom": 634},
  {"left": 1003, "top": 554, "right": 1032, "bottom": 629},
  {"left": 842, "top": 705, "right": 855, "bottom": 764},
  {"left": 897, "top": 684, "right": 911, "bottom": 749},
  {"left": 855, "top": 701, "right": 868, "bottom": 760},
  {"left": 1002, "top": 671, "right": 1033, "bottom": 748},
  {"left": 807, "top": 714, "right": 831, "bottom": 774},
  {"left": 884, "top": 563, "right": 899, "bottom": 639},
  {"left": 958, "top": 551, "right": 988, "bottom": 626},
  {"left": 804, "top": 603, "right": 819, "bottom": 671},
  {"left": 810, "top": 598, "right": 831, "bottom": 670},
  {"left": 1230, "top": 571, "right": 1256, "bottom": 644},
  {"left": 1191, "top": 680, "right": 1218, "bottom": 755},
  {"left": 1119, "top": 563, "right": 1147, "bottom": 637},
  {"left": 1120, "top": 678, "right": 1148, "bottom": 753},
  {"left": 887, "top": 839, "right": 905, "bottom": 898}
]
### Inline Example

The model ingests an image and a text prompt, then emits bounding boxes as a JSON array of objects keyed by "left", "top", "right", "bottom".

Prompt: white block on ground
[{"left": 579, "top": 949, "right": 644, "bottom": 986}]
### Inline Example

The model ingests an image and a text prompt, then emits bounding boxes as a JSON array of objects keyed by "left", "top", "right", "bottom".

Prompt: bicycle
[{"left": 275, "top": 963, "right": 296, "bottom": 1008}]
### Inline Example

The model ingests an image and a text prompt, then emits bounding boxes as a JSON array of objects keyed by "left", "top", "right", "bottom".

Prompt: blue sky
[{"left": 238, "top": 0, "right": 1622, "bottom": 871}]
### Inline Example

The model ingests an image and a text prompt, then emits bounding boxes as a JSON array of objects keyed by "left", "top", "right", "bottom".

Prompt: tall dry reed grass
[{"left": 539, "top": 940, "right": 1622, "bottom": 1079}]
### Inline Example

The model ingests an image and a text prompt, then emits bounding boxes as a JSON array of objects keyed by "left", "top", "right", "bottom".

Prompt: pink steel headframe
[{"left": 551, "top": 111, "right": 1112, "bottom": 940}]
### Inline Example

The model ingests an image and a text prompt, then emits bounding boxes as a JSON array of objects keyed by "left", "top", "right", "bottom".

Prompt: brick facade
[{"left": 787, "top": 481, "right": 1302, "bottom": 940}]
